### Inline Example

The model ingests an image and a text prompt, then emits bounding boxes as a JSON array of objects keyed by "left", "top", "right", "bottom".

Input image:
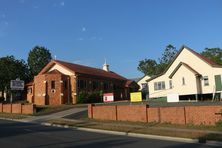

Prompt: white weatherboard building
[
  {"left": 147, "top": 45, "right": 222, "bottom": 101},
  {"left": 137, "top": 75, "right": 150, "bottom": 91}
]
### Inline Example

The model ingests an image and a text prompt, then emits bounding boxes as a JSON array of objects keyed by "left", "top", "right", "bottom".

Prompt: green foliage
[
  {"left": 137, "top": 59, "right": 157, "bottom": 76},
  {"left": 28, "top": 46, "right": 52, "bottom": 78},
  {"left": 77, "top": 91, "right": 103, "bottom": 104},
  {"left": 159, "top": 44, "right": 177, "bottom": 64},
  {"left": 0, "top": 56, "right": 29, "bottom": 92},
  {"left": 201, "top": 48, "right": 222, "bottom": 65},
  {"left": 215, "top": 120, "right": 222, "bottom": 127},
  {"left": 137, "top": 44, "right": 178, "bottom": 76}
]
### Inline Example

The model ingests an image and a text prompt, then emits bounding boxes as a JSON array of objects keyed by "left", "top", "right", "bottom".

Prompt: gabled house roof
[
  {"left": 147, "top": 45, "right": 222, "bottom": 82},
  {"left": 169, "top": 62, "right": 201, "bottom": 79},
  {"left": 39, "top": 60, "right": 127, "bottom": 81}
]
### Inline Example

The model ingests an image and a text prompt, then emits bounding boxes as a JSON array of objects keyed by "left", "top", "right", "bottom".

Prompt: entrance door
[{"left": 215, "top": 75, "right": 222, "bottom": 91}]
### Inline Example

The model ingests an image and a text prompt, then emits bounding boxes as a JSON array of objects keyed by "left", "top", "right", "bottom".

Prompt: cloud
[
  {"left": 60, "top": 1, "right": 65, "bottom": 6},
  {"left": 53, "top": 1, "right": 65, "bottom": 7},
  {"left": 33, "top": 6, "right": 39, "bottom": 9},
  {"left": 77, "top": 37, "right": 84, "bottom": 41},
  {"left": 82, "top": 27, "right": 86, "bottom": 32}
]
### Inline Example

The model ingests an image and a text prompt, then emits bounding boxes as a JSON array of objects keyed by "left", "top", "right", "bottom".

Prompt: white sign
[
  {"left": 10, "top": 79, "right": 24, "bottom": 90},
  {"left": 103, "top": 93, "right": 114, "bottom": 102},
  {"left": 167, "top": 93, "right": 179, "bottom": 102}
]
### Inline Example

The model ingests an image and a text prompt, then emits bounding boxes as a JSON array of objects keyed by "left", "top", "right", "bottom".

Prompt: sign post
[{"left": 10, "top": 78, "right": 24, "bottom": 103}]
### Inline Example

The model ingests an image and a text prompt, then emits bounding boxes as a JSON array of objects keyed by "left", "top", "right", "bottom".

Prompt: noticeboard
[
  {"left": 130, "top": 92, "right": 142, "bottom": 102},
  {"left": 10, "top": 79, "right": 24, "bottom": 90},
  {"left": 103, "top": 93, "right": 114, "bottom": 102}
]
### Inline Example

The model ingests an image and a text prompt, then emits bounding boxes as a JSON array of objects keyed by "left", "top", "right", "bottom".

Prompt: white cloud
[
  {"left": 82, "top": 27, "right": 86, "bottom": 32},
  {"left": 78, "top": 37, "right": 84, "bottom": 41},
  {"left": 60, "top": 1, "right": 65, "bottom": 6},
  {"left": 53, "top": 1, "right": 65, "bottom": 7}
]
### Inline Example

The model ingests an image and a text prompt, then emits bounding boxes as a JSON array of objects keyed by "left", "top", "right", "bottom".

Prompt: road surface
[{"left": 0, "top": 119, "right": 216, "bottom": 148}]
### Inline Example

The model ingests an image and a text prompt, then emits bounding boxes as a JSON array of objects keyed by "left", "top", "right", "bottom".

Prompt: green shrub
[{"left": 77, "top": 91, "right": 103, "bottom": 104}]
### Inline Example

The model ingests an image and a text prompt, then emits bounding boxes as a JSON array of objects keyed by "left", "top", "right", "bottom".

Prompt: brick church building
[{"left": 27, "top": 60, "right": 139, "bottom": 105}]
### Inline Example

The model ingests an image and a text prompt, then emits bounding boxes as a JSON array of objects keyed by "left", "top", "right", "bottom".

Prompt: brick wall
[
  {"left": 160, "top": 107, "right": 186, "bottom": 125},
  {"left": 185, "top": 106, "right": 222, "bottom": 125},
  {"left": 45, "top": 74, "right": 62, "bottom": 105},
  {"left": 93, "top": 105, "right": 117, "bottom": 120},
  {"left": 89, "top": 104, "right": 222, "bottom": 125},
  {"left": 0, "top": 103, "right": 2, "bottom": 112},
  {"left": 33, "top": 73, "right": 71, "bottom": 105},
  {"left": 88, "top": 104, "right": 94, "bottom": 119},
  {"left": 3, "top": 104, "right": 12, "bottom": 113},
  {"left": 147, "top": 107, "right": 160, "bottom": 123},
  {"left": 117, "top": 105, "right": 147, "bottom": 122},
  {"left": 34, "top": 75, "right": 46, "bottom": 105},
  {"left": 12, "top": 104, "right": 22, "bottom": 114},
  {"left": 0, "top": 103, "right": 35, "bottom": 115},
  {"left": 22, "top": 104, "right": 36, "bottom": 114}
]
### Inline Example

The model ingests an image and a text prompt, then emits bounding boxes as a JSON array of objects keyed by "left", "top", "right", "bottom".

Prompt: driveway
[{"left": 23, "top": 107, "right": 87, "bottom": 123}]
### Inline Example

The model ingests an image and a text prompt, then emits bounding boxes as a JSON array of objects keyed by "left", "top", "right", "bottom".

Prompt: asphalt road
[{"left": 0, "top": 119, "right": 217, "bottom": 148}]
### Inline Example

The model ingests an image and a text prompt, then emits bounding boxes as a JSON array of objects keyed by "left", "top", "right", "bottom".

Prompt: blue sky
[{"left": 0, "top": 0, "right": 222, "bottom": 78}]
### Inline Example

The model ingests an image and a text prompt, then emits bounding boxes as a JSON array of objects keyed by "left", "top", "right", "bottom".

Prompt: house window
[
  {"left": 182, "top": 77, "right": 185, "bottom": 85},
  {"left": 92, "top": 81, "right": 99, "bottom": 90},
  {"left": 103, "top": 82, "right": 108, "bottom": 90},
  {"left": 154, "top": 81, "right": 165, "bottom": 91},
  {"left": 51, "top": 81, "right": 55, "bottom": 89},
  {"left": 203, "top": 76, "right": 209, "bottom": 86},
  {"left": 78, "top": 80, "right": 87, "bottom": 89},
  {"left": 169, "top": 80, "right": 173, "bottom": 89}
]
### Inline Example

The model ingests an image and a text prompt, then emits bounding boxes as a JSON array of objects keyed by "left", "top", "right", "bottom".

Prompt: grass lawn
[
  {"left": 0, "top": 113, "right": 30, "bottom": 119},
  {"left": 47, "top": 118, "right": 222, "bottom": 142}
]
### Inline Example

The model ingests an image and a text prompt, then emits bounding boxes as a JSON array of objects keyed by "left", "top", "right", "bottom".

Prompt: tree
[
  {"left": 156, "top": 44, "right": 177, "bottom": 74},
  {"left": 201, "top": 48, "right": 222, "bottom": 65},
  {"left": 137, "top": 44, "right": 178, "bottom": 76},
  {"left": 137, "top": 59, "right": 158, "bottom": 76},
  {"left": 0, "top": 56, "right": 29, "bottom": 99},
  {"left": 28, "top": 46, "right": 52, "bottom": 78}
]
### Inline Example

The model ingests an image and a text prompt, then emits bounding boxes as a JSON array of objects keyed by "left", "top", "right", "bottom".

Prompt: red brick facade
[{"left": 88, "top": 104, "right": 222, "bottom": 125}]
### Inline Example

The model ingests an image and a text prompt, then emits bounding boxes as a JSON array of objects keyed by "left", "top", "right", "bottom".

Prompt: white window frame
[
  {"left": 203, "top": 76, "right": 209, "bottom": 86},
  {"left": 154, "top": 81, "right": 165, "bottom": 91}
]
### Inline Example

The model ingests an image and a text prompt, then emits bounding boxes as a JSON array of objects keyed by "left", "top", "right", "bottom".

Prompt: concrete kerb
[{"left": 41, "top": 122, "right": 222, "bottom": 147}]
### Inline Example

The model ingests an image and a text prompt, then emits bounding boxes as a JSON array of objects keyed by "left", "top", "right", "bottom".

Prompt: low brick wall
[
  {"left": 12, "top": 104, "right": 22, "bottom": 114},
  {"left": 0, "top": 103, "right": 36, "bottom": 115},
  {"left": 3, "top": 104, "right": 12, "bottom": 113},
  {"left": 160, "top": 107, "right": 186, "bottom": 125},
  {"left": 88, "top": 104, "right": 222, "bottom": 125},
  {"left": 117, "top": 105, "right": 147, "bottom": 122}
]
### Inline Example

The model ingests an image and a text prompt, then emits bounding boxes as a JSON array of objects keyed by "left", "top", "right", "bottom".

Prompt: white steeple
[{"left": 103, "top": 59, "right": 109, "bottom": 72}]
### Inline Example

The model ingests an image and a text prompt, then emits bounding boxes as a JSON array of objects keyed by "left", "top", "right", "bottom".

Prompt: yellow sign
[{"left": 130, "top": 92, "right": 142, "bottom": 102}]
